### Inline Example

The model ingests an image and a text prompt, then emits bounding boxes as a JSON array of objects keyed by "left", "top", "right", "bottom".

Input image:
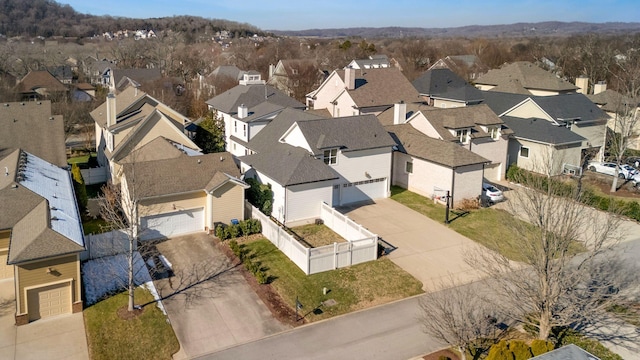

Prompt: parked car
[
  {"left": 482, "top": 183, "right": 504, "bottom": 204},
  {"left": 587, "top": 161, "right": 638, "bottom": 179}
]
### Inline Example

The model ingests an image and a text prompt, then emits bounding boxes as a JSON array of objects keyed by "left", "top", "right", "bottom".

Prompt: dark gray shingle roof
[
  {"left": 239, "top": 144, "right": 338, "bottom": 186},
  {"left": 412, "top": 68, "right": 484, "bottom": 103},
  {"left": 247, "top": 108, "right": 325, "bottom": 153},
  {"left": 205, "top": 83, "right": 304, "bottom": 115},
  {"left": 502, "top": 116, "right": 586, "bottom": 145}
]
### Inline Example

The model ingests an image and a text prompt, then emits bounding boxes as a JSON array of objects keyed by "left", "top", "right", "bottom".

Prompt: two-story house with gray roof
[
  {"left": 239, "top": 109, "right": 395, "bottom": 225},
  {"left": 412, "top": 68, "right": 485, "bottom": 108},
  {"left": 206, "top": 73, "right": 306, "bottom": 157}
]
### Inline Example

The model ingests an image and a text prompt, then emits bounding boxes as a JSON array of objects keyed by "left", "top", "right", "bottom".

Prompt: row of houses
[{"left": 0, "top": 55, "right": 632, "bottom": 325}]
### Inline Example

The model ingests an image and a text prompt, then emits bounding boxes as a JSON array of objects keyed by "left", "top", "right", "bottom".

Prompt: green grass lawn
[
  {"left": 290, "top": 223, "right": 345, "bottom": 247},
  {"left": 84, "top": 288, "right": 180, "bottom": 360},
  {"left": 390, "top": 186, "right": 585, "bottom": 262},
  {"left": 82, "top": 217, "right": 112, "bottom": 235},
  {"left": 67, "top": 152, "right": 97, "bottom": 165},
  {"left": 244, "top": 239, "right": 423, "bottom": 322}
]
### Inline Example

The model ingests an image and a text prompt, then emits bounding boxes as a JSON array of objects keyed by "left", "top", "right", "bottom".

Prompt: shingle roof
[
  {"left": 293, "top": 114, "right": 396, "bottom": 156},
  {"left": 481, "top": 91, "right": 530, "bottom": 115},
  {"left": 112, "top": 68, "right": 162, "bottom": 87},
  {"left": 239, "top": 143, "right": 338, "bottom": 186},
  {"left": 90, "top": 86, "right": 148, "bottom": 128},
  {"left": 0, "top": 150, "right": 85, "bottom": 264},
  {"left": 533, "top": 93, "right": 609, "bottom": 123},
  {"left": 415, "top": 105, "right": 506, "bottom": 141},
  {"left": 17, "top": 70, "right": 68, "bottom": 94},
  {"left": 48, "top": 65, "right": 73, "bottom": 81},
  {"left": 123, "top": 152, "right": 241, "bottom": 198},
  {"left": 412, "top": 68, "right": 484, "bottom": 103},
  {"left": 587, "top": 89, "right": 639, "bottom": 113},
  {"left": 476, "top": 61, "right": 578, "bottom": 92},
  {"left": 487, "top": 78, "right": 532, "bottom": 95},
  {"left": 205, "top": 83, "right": 305, "bottom": 117},
  {"left": 0, "top": 100, "right": 67, "bottom": 167},
  {"left": 120, "top": 136, "right": 185, "bottom": 163},
  {"left": 386, "top": 124, "right": 489, "bottom": 168},
  {"left": 247, "top": 108, "right": 325, "bottom": 153},
  {"left": 502, "top": 116, "right": 586, "bottom": 145},
  {"left": 208, "top": 65, "right": 246, "bottom": 81},
  {"left": 337, "top": 67, "right": 422, "bottom": 108},
  {"left": 530, "top": 344, "right": 600, "bottom": 360}
]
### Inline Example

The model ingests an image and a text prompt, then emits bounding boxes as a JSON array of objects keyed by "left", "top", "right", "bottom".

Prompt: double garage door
[
  {"left": 140, "top": 207, "right": 204, "bottom": 241},
  {"left": 28, "top": 282, "right": 72, "bottom": 321},
  {"left": 337, "top": 178, "right": 387, "bottom": 205}
]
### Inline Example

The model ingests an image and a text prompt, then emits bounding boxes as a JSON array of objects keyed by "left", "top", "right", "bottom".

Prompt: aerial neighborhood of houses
[{"left": 1, "top": 35, "right": 637, "bottom": 359}]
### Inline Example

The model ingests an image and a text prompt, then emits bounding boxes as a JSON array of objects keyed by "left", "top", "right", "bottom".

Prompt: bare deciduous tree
[
  {"left": 470, "top": 159, "right": 636, "bottom": 340},
  {"left": 419, "top": 277, "right": 507, "bottom": 360}
]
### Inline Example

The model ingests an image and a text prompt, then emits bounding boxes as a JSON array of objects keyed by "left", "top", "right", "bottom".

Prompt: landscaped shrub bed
[{"left": 215, "top": 218, "right": 261, "bottom": 240}]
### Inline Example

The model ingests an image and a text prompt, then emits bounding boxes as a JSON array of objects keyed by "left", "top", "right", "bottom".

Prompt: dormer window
[
  {"left": 323, "top": 148, "right": 337, "bottom": 165},
  {"left": 456, "top": 129, "right": 470, "bottom": 144}
]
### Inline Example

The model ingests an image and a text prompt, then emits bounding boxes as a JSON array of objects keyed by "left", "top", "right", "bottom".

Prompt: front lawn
[
  {"left": 244, "top": 239, "right": 423, "bottom": 322},
  {"left": 390, "top": 186, "right": 586, "bottom": 262},
  {"left": 84, "top": 288, "right": 179, "bottom": 360}
]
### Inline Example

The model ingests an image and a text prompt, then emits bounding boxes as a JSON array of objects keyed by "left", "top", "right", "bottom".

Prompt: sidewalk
[{"left": 339, "top": 198, "right": 491, "bottom": 291}]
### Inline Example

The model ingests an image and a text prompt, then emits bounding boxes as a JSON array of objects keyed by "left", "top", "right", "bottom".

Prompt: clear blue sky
[{"left": 57, "top": 0, "right": 639, "bottom": 31}]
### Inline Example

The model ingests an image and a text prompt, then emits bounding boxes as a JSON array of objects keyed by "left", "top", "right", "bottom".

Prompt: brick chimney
[
  {"left": 393, "top": 101, "right": 406, "bottom": 125},
  {"left": 593, "top": 81, "right": 607, "bottom": 95},
  {"left": 575, "top": 75, "right": 589, "bottom": 94},
  {"left": 345, "top": 67, "right": 356, "bottom": 90},
  {"left": 106, "top": 93, "right": 116, "bottom": 127}
]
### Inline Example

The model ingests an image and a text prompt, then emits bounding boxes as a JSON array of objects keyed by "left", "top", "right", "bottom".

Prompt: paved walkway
[
  {"left": 0, "top": 279, "right": 89, "bottom": 360},
  {"left": 339, "top": 198, "right": 490, "bottom": 291},
  {"left": 153, "top": 233, "right": 290, "bottom": 359}
]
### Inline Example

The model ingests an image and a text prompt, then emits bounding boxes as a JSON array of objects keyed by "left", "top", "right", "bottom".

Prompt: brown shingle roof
[
  {"left": 587, "top": 89, "right": 638, "bottom": 113},
  {"left": 420, "top": 105, "right": 505, "bottom": 141},
  {"left": 123, "top": 152, "right": 242, "bottom": 199},
  {"left": 17, "top": 70, "right": 68, "bottom": 94},
  {"left": 386, "top": 124, "right": 488, "bottom": 168},
  {"left": 476, "top": 61, "right": 578, "bottom": 92},
  {"left": 338, "top": 68, "right": 422, "bottom": 108},
  {"left": 0, "top": 101, "right": 67, "bottom": 167},
  {"left": 90, "top": 86, "right": 148, "bottom": 128}
]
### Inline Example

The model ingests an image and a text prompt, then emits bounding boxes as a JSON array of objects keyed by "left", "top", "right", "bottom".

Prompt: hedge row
[
  {"left": 506, "top": 164, "right": 640, "bottom": 222},
  {"left": 215, "top": 218, "right": 261, "bottom": 240},
  {"left": 487, "top": 339, "right": 554, "bottom": 360},
  {"left": 228, "top": 239, "right": 268, "bottom": 284}
]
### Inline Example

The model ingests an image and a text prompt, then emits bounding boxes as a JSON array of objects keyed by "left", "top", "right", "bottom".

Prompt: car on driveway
[
  {"left": 482, "top": 183, "right": 504, "bottom": 204},
  {"left": 588, "top": 161, "right": 638, "bottom": 179}
]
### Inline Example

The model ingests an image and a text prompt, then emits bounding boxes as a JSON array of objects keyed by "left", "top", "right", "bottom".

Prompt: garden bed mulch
[
  {"left": 422, "top": 349, "right": 460, "bottom": 360},
  {"left": 213, "top": 237, "right": 301, "bottom": 327}
]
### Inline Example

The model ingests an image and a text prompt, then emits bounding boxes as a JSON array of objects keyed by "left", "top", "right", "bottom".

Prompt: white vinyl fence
[
  {"left": 80, "top": 229, "right": 131, "bottom": 261},
  {"left": 246, "top": 201, "right": 378, "bottom": 275},
  {"left": 80, "top": 167, "right": 108, "bottom": 185}
]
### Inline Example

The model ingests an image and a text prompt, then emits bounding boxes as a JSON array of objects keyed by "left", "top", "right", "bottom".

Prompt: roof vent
[
  {"left": 4, "top": 103, "right": 9, "bottom": 107},
  {"left": 51, "top": 216, "right": 59, "bottom": 221},
  {"left": 220, "top": 156, "right": 224, "bottom": 162},
  {"left": 51, "top": 206, "right": 58, "bottom": 211},
  {"left": 10, "top": 184, "right": 18, "bottom": 189},
  {"left": 49, "top": 117, "right": 54, "bottom": 120},
  {"left": 197, "top": 159, "right": 201, "bottom": 164}
]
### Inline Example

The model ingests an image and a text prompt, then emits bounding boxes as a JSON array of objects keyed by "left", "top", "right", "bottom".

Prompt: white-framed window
[
  {"left": 405, "top": 161, "right": 413, "bottom": 174},
  {"left": 323, "top": 148, "right": 337, "bottom": 165},
  {"left": 520, "top": 146, "right": 530, "bottom": 158},
  {"left": 456, "top": 129, "right": 470, "bottom": 144},
  {"left": 489, "top": 126, "right": 500, "bottom": 140}
]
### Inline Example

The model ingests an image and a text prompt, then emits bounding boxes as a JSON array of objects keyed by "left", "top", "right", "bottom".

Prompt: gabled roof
[
  {"left": 122, "top": 151, "right": 243, "bottom": 199},
  {"left": 120, "top": 136, "right": 186, "bottom": 164},
  {"left": 291, "top": 114, "right": 396, "bottom": 156},
  {"left": 205, "top": 83, "right": 305, "bottom": 116},
  {"left": 337, "top": 67, "right": 422, "bottom": 108},
  {"left": 247, "top": 108, "right": 325, "bottom": 153},
  {"left": 412, "top": 68, "right": 484, "bottom": 103},
  {"left": 487, "top": 78, "right": 532, "bottom": 95},
  {"left": 47, "top": 65, "right": 73, "bottom": 81},
  {"left": 386, "top": 124, "right": 489, "bottom": 168},
  {"left": 532, "top": 93, "right": 609, "bottom": 123},
  {"left": 502, "top": 116, "right": 586, "bottom": 145},
  {"left": 112, "top": 68, "right": 162, "bottom": 87},
  {"left": 348, "top": 55, "right": 390, "bottom": 69},
  {"left": 530, "top": 344, "right": 599, "bottom": 360},
  {"left": 476, "top": 61, "right": 578, "bottom": 92},
  {"left": 275, "top": 59, "right": 319, "bottom": 77},
  {"left": 239, "top": 143, "right": 338, "bottom": 186},
  {"left": 0, "top": 100, "right": 67, "bottom": 167},
  {"left": 481, "top": 91, "right": 531, "bottom": 115},
  {"left": 587, "top": 89, "right": 639, "bottom": 113},
  {"left": 17, "top": 70, "right": 67, "bottom": 93},
  {"left": 90, "top": 86, "right": 148, "bottom": 128},
  {"left": 208, "top": 65, "right": 246, "bottom": 81},
  {"left": 0, "top": 150, "right": 84, "bottom": 264}
]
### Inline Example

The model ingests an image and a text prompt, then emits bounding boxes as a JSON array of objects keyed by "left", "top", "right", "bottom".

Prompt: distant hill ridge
[{"left": 270, "top": 21, "right": 640, "bottom": 38}]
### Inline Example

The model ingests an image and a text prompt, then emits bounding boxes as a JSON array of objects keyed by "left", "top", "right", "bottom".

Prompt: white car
[
  {"left": 588, "top": 162, "right": 638, "bottom": 180},
  {"left": 482, "top": 183, "right": 504, "bottom": 204}
]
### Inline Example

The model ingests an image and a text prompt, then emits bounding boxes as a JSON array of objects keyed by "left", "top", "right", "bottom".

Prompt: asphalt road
[{"left": 196, "top": 294, "right": 445, "bottom": 360}]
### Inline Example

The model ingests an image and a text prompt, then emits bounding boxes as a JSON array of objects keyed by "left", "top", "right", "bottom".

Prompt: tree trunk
[
  {"left": 611, "top": 172, "right": 619, "bottom": 193},
  {"left": 128, "top": 250, "right": 135, "bottom": 311},
  {"left": 538, "top": 313, "right": 551, "bottom": 340},
  {"left": 458, "top": 345, "right": 467, "bottom": 360}
]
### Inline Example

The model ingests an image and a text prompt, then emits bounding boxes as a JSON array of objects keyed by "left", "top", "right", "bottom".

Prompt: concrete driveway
[
  {"left": 152, "top": 233, "right": 290, "bottom": 359},
  {"left": 0, "top": 278, "right": 89, "bottom": 360},
  {"left": 339, "top": 198, "right": 490, "bottom": 291}
]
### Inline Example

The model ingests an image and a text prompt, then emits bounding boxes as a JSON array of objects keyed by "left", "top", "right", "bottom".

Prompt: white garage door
[
  {"left": 28, "top": 282, "right": 72, "bottom": 321},
  {"left": 0, "top": 252, "right": 13, "bottom": 279},
  {"left": 140, "top": 207, "right": 204, "bottom": 240},
  {"left": 340, "top": 178, "right": 387, "bottom": 205}
]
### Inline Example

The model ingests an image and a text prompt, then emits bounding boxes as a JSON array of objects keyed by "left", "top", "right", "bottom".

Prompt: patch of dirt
[
  {"left": 213, "top": 237, "right": 301, "bottom": 327},
  {"left": 582, "top": 173, "right": 640, "bottom": 199},
  {"left": 116, "top": 305, "right": 145, "bottom": 320},
  {"left": 422, "top": 349, "right": 460, "bottom": 360}
]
